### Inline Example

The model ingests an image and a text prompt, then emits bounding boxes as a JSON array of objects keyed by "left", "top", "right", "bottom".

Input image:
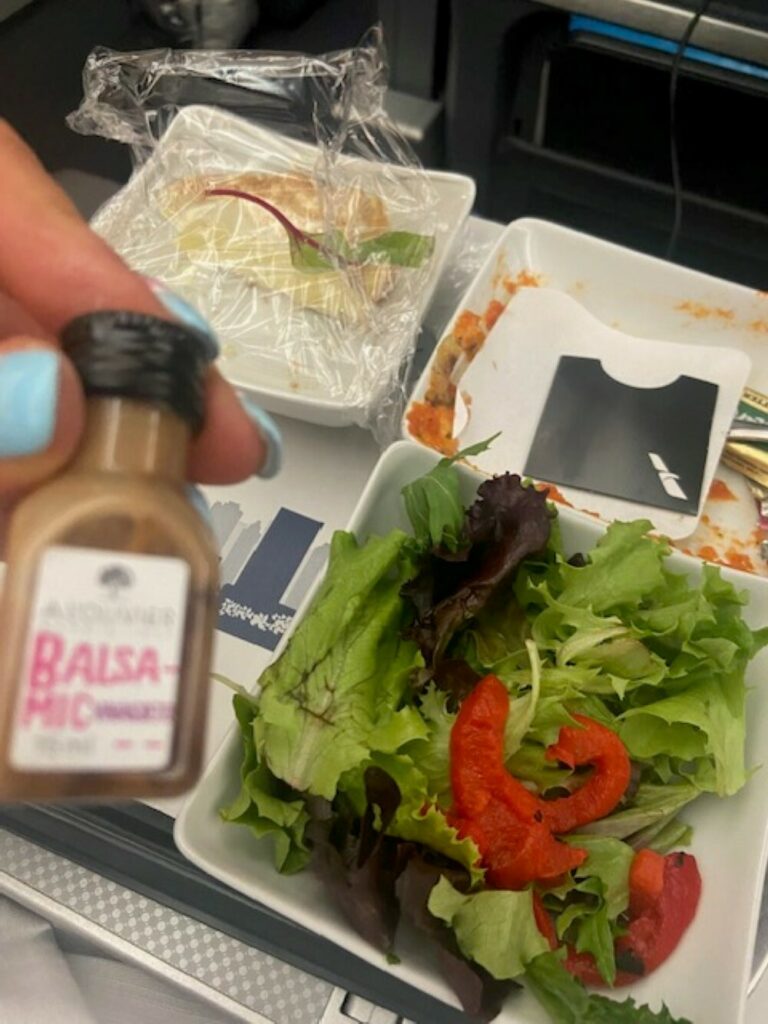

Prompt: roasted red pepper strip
[
  {"left": 565, "top": 850, "right": 702, "bottom": 987},
  {"left": 541, "top": 714, "right": 631, "bottom": 833},
  {"left": 450, "top": 676, "right": 586, "bottom": 889},
  {"left": 450, "top": 675, "right": 541, "bottom": 820},
  {"left": 461, "top": 799, "right": 586, "bottom": 890},
  {"left": 629, "top": 847, "right": 666, "bottom": 908}
]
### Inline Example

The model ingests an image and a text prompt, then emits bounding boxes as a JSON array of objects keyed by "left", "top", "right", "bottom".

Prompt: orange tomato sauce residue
[
  {"left": 697, "top": 545, "right": 719, "bottom": 562},
  {"left": 406, "top": 402, "right": 457, "bottom": 456},
  {"left": 708, "top": 478, "right": 737, "bottom": 502},
  {"left": 454, "top": 310, "right": 486, "bottom": 355},
  {"left": 408, "top": 269, "right": 541, "bottom": 454},
  {"left": 725, "top": 549, "right": 755, "bottom": 573},
  {"left": 537, "top": 482, "right": 574, "bottom": 508},
  {"left": 504, "top": 269, "right": 542, "bottom": 296},
  {"left": 675, "top": 298, "right": 768, "bottom": 338},
  {"left": 484, "top": 299, "right": 505, "bottom": 331},
  {"left": 694, "top": 542, "right": 756, "bottom": 575},
  {"left": 676, "top": 300, "right": 735, "bottom": 322}
]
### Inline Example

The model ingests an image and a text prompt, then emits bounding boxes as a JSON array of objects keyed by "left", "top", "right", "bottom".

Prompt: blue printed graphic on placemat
[{"left": 211, "top": 502, "right": 323, "bottom": 650}]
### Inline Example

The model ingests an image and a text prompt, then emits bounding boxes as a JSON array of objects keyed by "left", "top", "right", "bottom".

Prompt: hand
[{"left": 0, "top": 120, "right": 281, "bottom": 500}]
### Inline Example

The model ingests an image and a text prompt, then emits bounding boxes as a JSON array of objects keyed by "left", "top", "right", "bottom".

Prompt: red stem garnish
[{"left": 204, "top": 187, "right": 353, "bottom": 266}]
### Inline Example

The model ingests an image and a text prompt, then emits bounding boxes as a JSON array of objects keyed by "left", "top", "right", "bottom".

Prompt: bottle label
[{"left": 10, "top": 546, "right": 190, "bottom": 773}]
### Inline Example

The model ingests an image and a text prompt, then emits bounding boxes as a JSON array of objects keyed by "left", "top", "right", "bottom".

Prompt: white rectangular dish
[
  {"left": 177, "top": 440, "right": 768, "bottom": 1024},
  {"left": 403, "top": 218, "right": 768, "bottom": 576},
  {"left": 92, "top": 105, "right": 476, "bottom": 428}
]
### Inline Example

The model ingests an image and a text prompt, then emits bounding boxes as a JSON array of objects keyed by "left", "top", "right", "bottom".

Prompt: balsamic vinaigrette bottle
[{"left": 0, "top": 312, "right": 220, "bottom": 802}]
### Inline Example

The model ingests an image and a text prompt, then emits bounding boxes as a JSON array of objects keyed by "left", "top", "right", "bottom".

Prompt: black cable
[{"left": 665, "top": 0, "right": 715, "bottom": 261}]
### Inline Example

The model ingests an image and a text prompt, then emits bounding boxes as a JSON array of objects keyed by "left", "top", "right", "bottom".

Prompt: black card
[{"left": 523, "top": 356, "right": 719, "bottom": 514}]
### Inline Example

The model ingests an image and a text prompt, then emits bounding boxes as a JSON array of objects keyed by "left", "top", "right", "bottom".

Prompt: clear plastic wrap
[{"left": 67, "top": 34, "right": 464, "bottom": 439}]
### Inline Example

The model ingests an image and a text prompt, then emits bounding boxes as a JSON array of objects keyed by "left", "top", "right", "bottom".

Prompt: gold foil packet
[{"left": 724, "top": 387, "right": 768, "bottom": 488}]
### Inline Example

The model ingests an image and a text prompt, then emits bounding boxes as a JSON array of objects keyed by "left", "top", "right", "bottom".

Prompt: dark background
[{"left": 2, "top": 0, "right": 767, "bottom": 287}]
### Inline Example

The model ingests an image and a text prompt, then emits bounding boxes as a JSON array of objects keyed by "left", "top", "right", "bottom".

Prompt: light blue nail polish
[
  {"left": 0, "top": 350, "right": 59, "bottom": 457},
  {"left": 185, "top": 484, "right": 213, "bottom": 525},
  {"left": 238, "top": 395, "right": 283, "bottom": 479},
  {"left": 146, "top": 277, "right": 219, "bottom": 361}
]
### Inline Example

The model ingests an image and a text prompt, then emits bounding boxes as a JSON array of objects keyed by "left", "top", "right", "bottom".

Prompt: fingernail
[
  {"left": 185, "top": 484, "right": 213, "bottom": 525},
  {"left": 145, "top": 277, "right": 219, "bottom": 360},
  {"left": 238, "top": 395, "right": 283, "bottom": 479},
  {"left": 0, "top": 349, "right": 59, "bottom": 457}
]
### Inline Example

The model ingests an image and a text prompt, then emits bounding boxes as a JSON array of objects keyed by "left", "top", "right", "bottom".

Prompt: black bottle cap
[{"left": 61, "top": 311, "right": 213, "bottom": 433}]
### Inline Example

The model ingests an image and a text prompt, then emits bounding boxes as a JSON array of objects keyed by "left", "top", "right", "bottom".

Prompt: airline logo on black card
[
  {"left": 648, "top": 452, "right": 688, "bottom": 501},
  {"left": 210, "top": 502, "right": 324, "bottom": 651}
]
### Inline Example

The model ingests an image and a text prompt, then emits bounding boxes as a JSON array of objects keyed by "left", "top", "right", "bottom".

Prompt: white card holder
[{"left": 454, "top": 288, "right": 751, "bottom": 539}]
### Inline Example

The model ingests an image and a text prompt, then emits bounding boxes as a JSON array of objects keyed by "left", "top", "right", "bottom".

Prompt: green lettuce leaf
[
  {"left": 289, "top": 229, "right": 435, "bottom": 271},
  {"left": 504, "top": 640, "right": 542, "bottom": 758},
  {"left": 519, "top": 515, "right": 765, "bottom": 805},
  {"left": 528, "top": 592, "right": 625, "bottom": 648},
  {"left": 427, "top": 876, "right": 549, "bottom": 979},
  {"left": 628, "top": 570, "right": 713, "bottom": 646},
  {"left": 557, "top": 626, "right": 630, "bottom": 666},
  {"left": 632, "top": 816, "right": 693, "bottom": 855},
  {"left": 505, "top": 741, "right": 575, "bottom": 793},
  {"left": 401, "top": 435, "right": 500, "bottom": 552},
  {"left": 354, "top": 230, "right": 436, "bottom": 267},
  {"left": 401, "top": 685, "right": 456, "bottom": 804},
  {"left": 465, "top": 587, "right": 529, "bottom": 680},
  {"left": 390, "top": 802, "right": 485, "bottom": 887},
  {"left": 560, "top": 634, "right": 666, "bottom": 698},
  {"left": 527, "top": 694, "right": 582, "bottom": 745},
  {"left": 564, "top": 836, "right": 635, "bottom": 920},
  {"left": 525, "top": 952, "right": 692, "bottom": 1023},
  {"left": 334, "top": 749, "right": 485, "bottom": 885},
  {"left": 553, "top": 876, "right": 603, "bottom": 937},
  {"left": 573, "top": 906, "right": 617, "bottom": 987},
  {"left": 369, "top": 705, "right": 430, "bottom": 753},
  {"left": 253, "top": 530, "right": 422, "bottom": 798},
  {"left": 522, "top": 582, "right": 666, "bottom": 701},
  {"left": 335, "top": 749, "right": 428, "bottom": 821},
  {"left": 549, "top": 836, "right": 635, "bottom": 986},
  {"left": 619, "top": 717, "right": 708, "bottom": 762},
  {"left": 697, "top": 564, "right": 768, "bottom": 659},
  {"left": 580, "top": 783, "right": 699, "bottom": 840},
  {"left": 220, "top": 694, "right": 310, "bottom": 873},
  {"left": 620, "top": 672, "right": 747, "bottom": 796},
  {"left": 405, "top": 473, "right": 553, "bottom": 667},
  {"left": 555, "top": 521, "right": 669, "bottom": 614}
]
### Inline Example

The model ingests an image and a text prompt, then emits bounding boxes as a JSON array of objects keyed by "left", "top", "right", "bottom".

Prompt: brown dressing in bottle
[{"left": 0, "top": 311, "right": 219, "bottom": 802}]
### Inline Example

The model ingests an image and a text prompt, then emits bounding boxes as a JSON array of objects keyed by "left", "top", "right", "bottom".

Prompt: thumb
[{"left": 0, "top": 339, "right": 85, "bottom": 498}]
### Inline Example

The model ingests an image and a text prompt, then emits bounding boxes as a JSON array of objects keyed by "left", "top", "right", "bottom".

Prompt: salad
[{"left": 221, "top": 442, "right": 767, "bottom": 1024}]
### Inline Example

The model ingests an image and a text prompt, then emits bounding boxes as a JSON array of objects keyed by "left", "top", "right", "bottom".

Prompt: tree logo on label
[{"left": 99, "top": 565, "right": 134, "bottom": 598}]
